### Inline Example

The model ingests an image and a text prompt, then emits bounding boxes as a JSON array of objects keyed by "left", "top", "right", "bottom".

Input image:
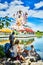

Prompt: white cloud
[
  {"left": 7, "top": 5, "right": 29, "bottom": 17},
  {"left": 0, "top": 2, "right": 9, "bottom": 17},
  {"left": 6, "top": 0, "right": 29, "bottom": 17},
  {"left": 26, "top": 22, "right": 43, "bottom": 31},
  {"left": 28, "top": 1, "right": 43, "bottom": 18},
  {"left": 28, "top": 10, "right": 43, "bottom": 18},
  {"left": 0, "top": 11, "right": 7, "bottom": 17},
  {"left": 0, "top": 0, "right": 43, "bottom": 19},
  {"left": 0, "top": 2, "right": 8, "bottom": 9},
  {"left": 0, "top": 0, "right": 29, "bottom": 17},
  {"left": 34, "top": 1, "right": 43, "bottom": 9},
  {"left": 0, "top": 0, "right": 43, "bottom": 31},
  {"left": 10, "top": 0, "right": 23, "bottom": 5},
  {"left": 26, "top": 22, "right": 37, "bottom": 31}
]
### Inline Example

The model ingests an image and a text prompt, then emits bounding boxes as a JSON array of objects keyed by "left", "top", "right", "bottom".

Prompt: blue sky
[{"left": 0, "top": 0, "right": 43, "bottom": 31}]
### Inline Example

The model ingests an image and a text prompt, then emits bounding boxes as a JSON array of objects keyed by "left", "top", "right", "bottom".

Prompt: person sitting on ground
[
  {"left": 29, "top": 45, "right": 41, "bottom": 61},
  {"left": 29, "top": 45, "right": 36, "bottom": 56},
  {"left": 9, "top": 39, "right": 19, "bottom": 60},
  {"left": 9, "top": 39, "right": 25, "bottom": 62}
]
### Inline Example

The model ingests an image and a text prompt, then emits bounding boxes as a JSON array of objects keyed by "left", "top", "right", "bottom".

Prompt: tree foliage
[
  {"left": 0, "top": 45, "right": 5, "bottom": 58},
  {"left": 0, "top": 16, "right": 11, "bottom": 29}
]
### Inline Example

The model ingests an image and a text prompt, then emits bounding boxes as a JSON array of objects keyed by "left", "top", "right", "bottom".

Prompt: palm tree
[
  {"left": 0, "top": 16, "right": 12, "bottom": 28},
  {"left": 5, "top": 21, "right": 10, "bottom": 27},
  {"left": 4, "top": 16, "right": 11, "bottom": 27},
  {"left": 0, "top": 18, "right": 4, "bottom": 29},
  {"left": 2, "top": 23, "right": 4, "bottom": 28}
]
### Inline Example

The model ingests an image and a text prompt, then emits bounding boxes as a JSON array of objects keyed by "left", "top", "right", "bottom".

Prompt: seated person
[
  {"left": 29, "top": 45, "right": 41, "bottom": 61},
  {"left": 9, "top": 39, "right": 25, "bottom": 62},
  {"left": 29, "top": 45, "right": 36, "bottom": 56},
  {"left": 9, "top": 39, "right": 20, "bottom": 60}
]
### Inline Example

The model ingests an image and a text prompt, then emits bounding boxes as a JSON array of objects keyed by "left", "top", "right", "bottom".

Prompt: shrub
[{"left": 0, "top": 45, "right": 5, "bottom": 58}]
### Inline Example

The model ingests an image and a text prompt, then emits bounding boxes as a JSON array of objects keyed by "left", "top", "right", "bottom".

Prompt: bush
[{"left": 0, "top": 45, "right": 5, "bottom": 58}]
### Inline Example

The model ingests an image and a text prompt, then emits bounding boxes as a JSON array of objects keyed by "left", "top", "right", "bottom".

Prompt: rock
[
  {"left": 12, "top": 60, "right": 21, "bottom": 65},
  {"left": 0, "top": 63, "right": 3, "bottom": 65},
  {"left": 28, "top": 56, "right": 36, "bottom": 62},
  {"left": 5, "top": 60, "right": 21, "bottom": 65},
  {"left": 0, "top": 60, "right": 21, "bottom": 65},
  {"left": 21, "top": 58, "right": 31, "bottom": 65},
  {"left": 31, "top": 61, "right": 43, "bottom": 65},
  {"left": 25, "top": 59, "right": 31, "bottom": 65}
]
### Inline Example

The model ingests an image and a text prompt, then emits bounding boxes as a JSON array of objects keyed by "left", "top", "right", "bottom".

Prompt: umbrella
[{"left": 1, "top": 28, "right": 12, "bottom": 33}]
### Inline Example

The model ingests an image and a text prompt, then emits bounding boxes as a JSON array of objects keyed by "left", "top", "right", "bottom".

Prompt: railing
[
  {"left": 0, "top": 34, "right": 35, "bottom": 38},
  {"left": 0, "top": 34, "right": 35, "bottom": 41}
]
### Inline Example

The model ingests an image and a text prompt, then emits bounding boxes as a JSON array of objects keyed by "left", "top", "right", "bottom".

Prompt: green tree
[
  {"left": 0, "top": 18, "right": 4, "bottom": 29},
  {"left": 0, "top": 45, "right": 5, "bottom": 58},
  {"left": 0, "top": 16, "right": 11, "bottom": 28},
  {"left": 2, "top": 23, "right": 4, "bottom": 28},
  {"left": 4, "top": 16, "right": 11, "bottom": 27},
  {"left": 5, "top": 21, "right": 10, "bottom": 27}
]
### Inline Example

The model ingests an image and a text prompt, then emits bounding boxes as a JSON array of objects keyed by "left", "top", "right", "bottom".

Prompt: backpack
[{"left": 4, "top": 43, "right": 11, "bottom": 54}]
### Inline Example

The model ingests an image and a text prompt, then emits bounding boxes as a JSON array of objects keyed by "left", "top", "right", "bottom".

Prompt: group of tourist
[{"left": 4, "top": 31, "right": 41, "bottom": 62}]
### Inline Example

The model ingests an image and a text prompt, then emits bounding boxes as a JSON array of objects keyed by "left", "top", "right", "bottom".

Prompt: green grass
[{"left": 35, "top": 32, "right": 43, "bottom": 38}]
